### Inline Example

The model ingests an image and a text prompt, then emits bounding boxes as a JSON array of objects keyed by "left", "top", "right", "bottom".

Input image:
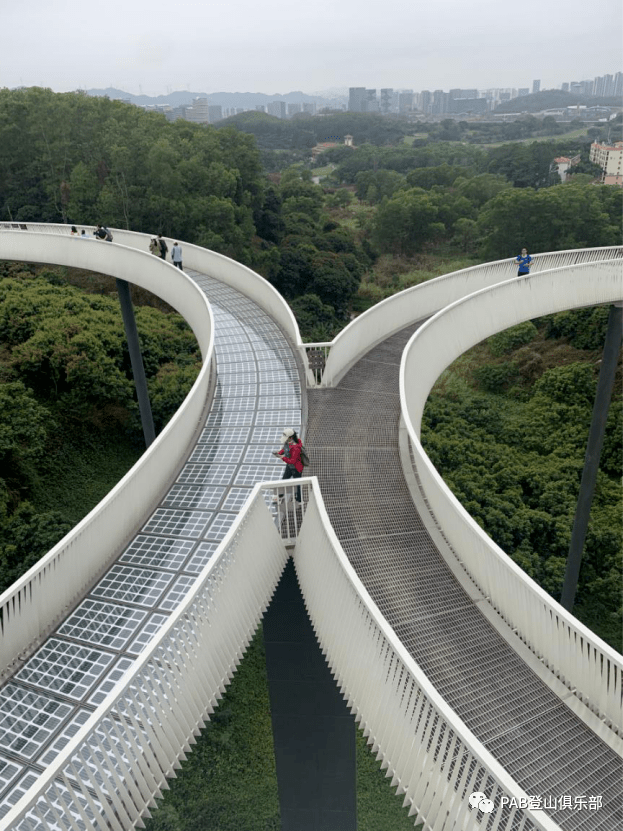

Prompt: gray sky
[{"left": 1, "top": 0, "right": 621, "bottom": 96}]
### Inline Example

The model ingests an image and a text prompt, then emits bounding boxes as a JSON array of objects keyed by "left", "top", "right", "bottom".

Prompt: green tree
[
  {"left": 372, "top": 189, "right": 444, "bottom": 255},
  {"left": 479, "top": 184, "right": 622, "bottom": 258}
]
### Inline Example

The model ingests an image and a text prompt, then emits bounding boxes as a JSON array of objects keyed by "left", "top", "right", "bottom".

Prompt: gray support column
[
  {"left": 263, "top": 557, "right": 357, "bottom": 831},
  {"left": 116, "top": 278, "right": 156, "bottom": 448},
  {"left": 561, "top": 303, "right": 622, "bottom": 612}
]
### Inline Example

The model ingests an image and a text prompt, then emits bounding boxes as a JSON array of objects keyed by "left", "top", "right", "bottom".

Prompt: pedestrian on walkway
[
  {"left": 158, "top": 235, "right": 168, "bottom": 260},
  {"left": 273, "top": 428, "right": 303, "bottom": 503},
  {"left": 149, "top": 238, "right": 159, "bottom": 256},
  {"left": 171, "top": 242, "right": 183, "bottom": 270},
  {"left": 516, "top": 247, "right": 532, "bottom": 276}
]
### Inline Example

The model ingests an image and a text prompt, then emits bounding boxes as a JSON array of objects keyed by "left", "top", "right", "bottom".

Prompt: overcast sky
[{"left": 1, "top": 0, "right": 621, "bottom": 96}]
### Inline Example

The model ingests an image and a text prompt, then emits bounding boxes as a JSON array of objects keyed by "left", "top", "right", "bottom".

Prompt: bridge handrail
[
  {"left": 0, "top": 480, "right": 294, "bottom": 830},
  {"left": 294, "top": 480, "right": 561, "bottom": 831},
  {"left": 321, "top": 246, "right": 623, "bottom": 386},
  {"left": 399, "top": 261, "right": 623, "bottom": 731},
  {"left": 1, "top": 477, "right": 561, "bottom": 831},
  {"left": 0, "top": 222, "right": 304, "bottom": 356},
  {"left": 0, "top": 232, "right": 214, "bottom": 675}
]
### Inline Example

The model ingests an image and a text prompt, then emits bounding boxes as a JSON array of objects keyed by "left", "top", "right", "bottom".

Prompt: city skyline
[{"left": 1, "top": 0, "right": 621, "bottom": 98}]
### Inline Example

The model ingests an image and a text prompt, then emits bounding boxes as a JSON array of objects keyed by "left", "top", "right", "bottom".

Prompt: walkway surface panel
[
  {"left": 305, "top": 324, "right": 621, "bottom": 831},
  {"left": 0, "top": 271, "right": 302, "bottom": 825}
]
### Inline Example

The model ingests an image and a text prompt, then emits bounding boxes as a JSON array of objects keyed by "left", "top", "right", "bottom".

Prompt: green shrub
[{"left": 487, "top": 321, "right": 537, "bottom": 357}]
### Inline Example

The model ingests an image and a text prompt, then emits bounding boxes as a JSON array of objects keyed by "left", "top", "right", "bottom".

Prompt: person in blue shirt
[{"left": 516, "top": 248, "right": 532, "bottom": 276}]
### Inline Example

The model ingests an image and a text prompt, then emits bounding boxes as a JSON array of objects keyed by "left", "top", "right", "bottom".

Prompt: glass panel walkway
[{"left": 0, "top": 270, "right": 303, "bottom": 824}]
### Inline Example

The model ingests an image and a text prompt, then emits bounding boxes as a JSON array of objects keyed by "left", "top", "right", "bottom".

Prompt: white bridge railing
[
  {"left": 2, "top": 478, "right": 562, "bottom": 831},
  {"left": 295, "top": 482, "right": 560, "bottom": 831},
  {"left": 0, "top": 232, "right": 215, "bottom": 677},
  {"left": 0, "top": 480, "right": 304, "bottom": 831},
  {"left": 311, "top": 246, "right": 622, "bottom": 387},
  {"left": 0, "top": 222, "right": 304, "bottom": 366},
  {"left": 400, "top": 261, "right": 623, "bottom": 734}
]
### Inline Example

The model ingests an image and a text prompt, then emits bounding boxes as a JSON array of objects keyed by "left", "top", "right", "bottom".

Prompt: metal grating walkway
[
  {"left": 306, "top": 324, "right": 622, "bottom": 831},
  {"left": 0, "top": 270, "right": 303, "bottom": 825}
]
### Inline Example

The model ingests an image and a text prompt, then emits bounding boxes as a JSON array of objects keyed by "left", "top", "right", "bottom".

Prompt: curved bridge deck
[
  {"left": 306, "top": 324, "right": 621, "bottom": 831},
  {"left": 0, "top": 271, "right": 302, "bottom": 823}
]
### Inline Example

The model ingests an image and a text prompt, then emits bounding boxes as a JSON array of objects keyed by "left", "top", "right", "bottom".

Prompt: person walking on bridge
[
  {"left": 516, "top": 247, "right": 533, "bottom": 276},
  {"left": 171, "top": 242, "right": 183, "bottom": 270},
  {"left": 273, "top": 428, "right": 303, "bottom": 503}
]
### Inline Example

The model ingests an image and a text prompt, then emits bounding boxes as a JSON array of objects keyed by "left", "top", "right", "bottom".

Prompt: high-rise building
[
  {"left": 267, "top": 101, "right": 286, "bottom": 119},
  {"left": 348, "top": 87, "right": 367, "bottom": 112},
  {"left": 532, "top": 79, "right": 541, "bottom": 94},
  {"left": 432, "top": 89, "right": 447, "bottom": 114},
  {"left": 448, "top": 96, "right": 487, "bottom": 114},
  {"left": 449, "top": 88, "right": 478, "bottom": 101},
  {"left": 561, "top": 82, "right": 570, "bottom": 93},
  {"left": 287, "top": 102, "right": 302, "bottom": 116},
  {"left": 365, "top": 89, "right": 379, "bottom": 112},
  {"left": 614, "top": 72, "right": 623, "bottom": 97},
  {"left": 380, "top": 88, "right": 393, "bottom": 114},
  {"left": 517, "top": 88, "right": 530, "bottom": 96},
  {"left": 302, "top": 102, "right": 316, "bottom": 115},
  {"left": 208, "top": 105, "right": 222, "bottom": 122},
  {"left": 185, "top": 97, "right": 209, "bottom": 123},
  {"left": 419, "top": 90, "right": 432, "bottom": 114},
  {"left": 398, "top": 91, "right": 414, "bottom": 114}
]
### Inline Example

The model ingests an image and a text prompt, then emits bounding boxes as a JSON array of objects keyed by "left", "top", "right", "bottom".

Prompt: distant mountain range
[{"left": 86, "top": 88, "right": 348, "bottom": 109}]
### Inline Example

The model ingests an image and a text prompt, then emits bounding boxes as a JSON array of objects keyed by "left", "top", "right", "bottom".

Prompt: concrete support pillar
[
  {"left": 116, "top": 278, "right": 156, "bottom": 449},
  {"left": 561, "top": 303, "right": 622, "bottom": 612},
  {"left": 263, "top": 558, "right": 357, "bottom": 830}
]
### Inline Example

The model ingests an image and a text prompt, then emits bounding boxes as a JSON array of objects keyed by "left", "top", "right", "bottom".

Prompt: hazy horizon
[{"left": 1, "top": 0, "right": 621, "bottom": 99}]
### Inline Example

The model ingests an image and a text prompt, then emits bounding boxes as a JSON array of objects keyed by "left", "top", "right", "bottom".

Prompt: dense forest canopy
[{"left": 0, "top": 261, "right": 201, "bottom": 594}]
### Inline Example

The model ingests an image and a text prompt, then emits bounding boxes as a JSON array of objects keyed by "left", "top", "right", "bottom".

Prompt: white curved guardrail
[
  {"left": 2, "top": 477, "right": 562, "bottom": 831},
  {"left": 400, "top": 261, "right": 623, "bottom": 733},
  {"left": 0, "top": 479, "right": 297, "bottom": 830},
  {"left": 294, "top": 481, "right": 560, "bottom": 831},
  {"left": 0, "top": 223, "right": 303, "bottom": 359},
  {"left": 0, "top": 232, "right": 214, "bottom": 676},
  {"left": 318, "top": 247, "right": 622, "bottom": 387}
]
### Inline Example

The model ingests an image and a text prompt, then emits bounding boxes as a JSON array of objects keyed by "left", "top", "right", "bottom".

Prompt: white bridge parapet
[
  {"left": 0, "top": 480, "right": 294, "bottom": 830},
  {"left": 318, "top": 247, "right": 622, "bottom": 387},
  {"left": 293, "top": 481, "right": 561, "bottom": 831},
  {"left": 0, "top": 232, "right": 214, "bottom": 677},
  {"left": 400, "top": 260, "right": 623, "bottom": 733},
  {"left": 2, "top": 477, "right": 563, "bottom": 831}
]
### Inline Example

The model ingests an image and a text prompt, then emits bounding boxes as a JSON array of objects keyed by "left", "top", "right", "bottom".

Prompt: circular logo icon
[
  {"left": 469, "top": 792, "right": 486, "bottom": 808},
  {"left": 469, "top": 792, "right": 495, "bottom": 813}
]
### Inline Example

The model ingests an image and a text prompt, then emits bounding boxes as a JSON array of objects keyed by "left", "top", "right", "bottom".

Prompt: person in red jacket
[{"left": 273, "top": 428, "right": 303, "bottom": 503}]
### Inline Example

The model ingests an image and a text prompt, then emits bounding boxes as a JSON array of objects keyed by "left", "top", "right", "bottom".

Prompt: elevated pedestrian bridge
[{"left": 0, "top": 225, "right": 621, "bottom": 830}]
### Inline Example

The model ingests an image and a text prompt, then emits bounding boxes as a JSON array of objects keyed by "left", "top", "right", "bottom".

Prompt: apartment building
[{"left": 590, "top": 140, "right": 623, "bottom": 186}]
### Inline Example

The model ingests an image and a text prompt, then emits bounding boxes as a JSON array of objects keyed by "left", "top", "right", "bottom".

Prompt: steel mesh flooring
[
  {"left": 306, "top": 326, "right": 621, "bottom": 831},
  {"left": 0, "top": 270, "right": 303, "bottom": 824}
]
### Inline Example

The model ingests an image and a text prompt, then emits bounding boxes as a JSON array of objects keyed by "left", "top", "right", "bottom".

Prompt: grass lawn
[
  {"left": 311, "top": 163, "right": 335, "bottom": 177},
  {"left": 144, "top": 631, "right": 419, "bottom": 831}
]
